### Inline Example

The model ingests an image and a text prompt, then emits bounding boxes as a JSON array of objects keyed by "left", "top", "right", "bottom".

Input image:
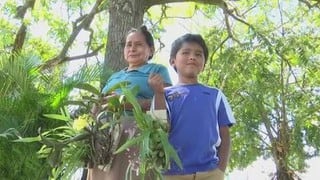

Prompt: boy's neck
[{"left": 177, "top": 78, "right": 199, "bottom": 85}]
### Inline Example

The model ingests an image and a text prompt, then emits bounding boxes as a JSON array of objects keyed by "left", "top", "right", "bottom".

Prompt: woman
[{"left": 87, "top": 25, "right": 172, "bottom": 180}]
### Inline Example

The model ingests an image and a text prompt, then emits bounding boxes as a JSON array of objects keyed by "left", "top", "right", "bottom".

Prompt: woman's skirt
[{"left": 86, "top": 116, "right": 154, "bottom": 180}]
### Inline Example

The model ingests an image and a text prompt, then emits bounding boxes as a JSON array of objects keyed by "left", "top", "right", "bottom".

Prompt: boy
[{"left": 149, "top": 33, "right": 235, "bottom": 180}]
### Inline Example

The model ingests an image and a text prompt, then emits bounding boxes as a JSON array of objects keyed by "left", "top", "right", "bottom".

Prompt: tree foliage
[{"left": 199, "top": 1, "right": 320, "bottom": 179}]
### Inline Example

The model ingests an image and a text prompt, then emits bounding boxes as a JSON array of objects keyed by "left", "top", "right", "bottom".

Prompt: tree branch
[
  {"left": 223, "top": 8, "right": 242, "bottom": 45},
  {"left": 40, "top": 0, "right": 106, "bottom": 70},
  {"left": 146, "top": 0, "right": 225, "bottom": 8},
  {"left": 12, "top": 0, "right": 35, "bottom": 54},
  {"left": 64, "top": 44, "right": 104, "bottom": 62},
  {"left": 241, "top": 1, "right": 258, "bottom": 16},
  {"left": 39, "top": 44, "right": 104, "bottom": 69},
  {"left": 299, "top": 0, "right": 320, "bottom": 8}
]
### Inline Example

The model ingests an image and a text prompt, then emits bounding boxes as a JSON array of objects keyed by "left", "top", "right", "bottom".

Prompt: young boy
[{"left": 149, "top": 33, "right": 235, "bottom": 180}]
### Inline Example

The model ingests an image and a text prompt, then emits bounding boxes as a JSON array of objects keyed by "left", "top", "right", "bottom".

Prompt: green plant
[
  {"left": 0, "top": 54, "right": 54, "bottom": 179},
  {"left": 12, "top": 81, "right": 122, "bottom": 179},
  {"left": 13, "top": 82, "right": 181, "bottom": 180},
  {"left": 115, "top": 87, "right": 182, "bottom": 180}
]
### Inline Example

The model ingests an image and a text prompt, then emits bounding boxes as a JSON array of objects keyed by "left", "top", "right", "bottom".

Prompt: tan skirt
[{"left": 86, "top": 116, "right": 154, "bottom": 180}]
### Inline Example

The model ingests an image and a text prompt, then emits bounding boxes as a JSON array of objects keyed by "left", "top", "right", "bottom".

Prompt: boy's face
[
  {"left": 124, "top": 32, "right": 153, "bottom": 66},
  {"left": 171, "top": 42, "right": 205, "bottom": 78}
]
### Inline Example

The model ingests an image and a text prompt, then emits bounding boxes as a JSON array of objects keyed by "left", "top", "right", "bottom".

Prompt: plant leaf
[
  {"left": 105, "top": 81, "right": 130, "bottom": 95},
  {"left": 114, "top": 135, "right": 143, "bottom": 154},
  {"left": 43, "top": 114, "right": 70, "bottom": 121},
  {"left": 159, "top": 130, "right": 182, "bottom": 169},
  {"left": 13, "top": 136, "right": 41, "bottom": 143},
  {"left": 75, "top": 83, "right": 100, "bottom": 95}
]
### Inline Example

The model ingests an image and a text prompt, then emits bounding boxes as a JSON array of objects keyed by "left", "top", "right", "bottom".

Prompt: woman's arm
[{"left": 137, "top": 99, "right": 152, "bottom": 112}]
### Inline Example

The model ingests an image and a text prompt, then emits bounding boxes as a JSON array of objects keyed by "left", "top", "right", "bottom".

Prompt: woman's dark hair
[
  {"left": 170, "top": 33, "right": 209, "bottom": 64},
  {"left": 126, "top": 25, "right": 155, "bottom": 60}
]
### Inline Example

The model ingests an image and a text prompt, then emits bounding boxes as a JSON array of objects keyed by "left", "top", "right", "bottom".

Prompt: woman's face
[{"left": 124, "top": 32, "right": 153, "bottom": 66}]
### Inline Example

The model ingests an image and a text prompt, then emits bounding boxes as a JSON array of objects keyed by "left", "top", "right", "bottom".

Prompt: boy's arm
[
  {"left": 217, "top": 126, "right": 231, "bottom": 172},
  {"left": 147, "top": 74, "right": 168, "bottom": 122},
  {"left": 148, "top": 74, "right": 168, "bottom": 110},
  {"left": 153, "top": 90, "right": 166, "bottom": 110}
]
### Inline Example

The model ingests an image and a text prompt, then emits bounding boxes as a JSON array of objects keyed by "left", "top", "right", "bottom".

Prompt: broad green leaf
[
  {"left": 75, "top": 83, "right": 100, "bottom": 95},
  {"left": 99, "top": 122, "right": 111, "bottom": 130},
  {"left": 140, "top": 130, "right": 151, "bottom": 158},
  {"left": 105, "top": 81, "right": 130, "bottom": 95},
  {"left": 114, "top": 136, "right": 144, "bottom": 154},
  {"left": 159, "top": 130, "right": 182, "bottom": 169},
  {"left": 43, "top": 114, "right": 70, "bottom": 121},
  {"left": 13, "top": 136, "right": 41, "bottom": 143},
  {"left": 48, "top": 147, "right": 63, "bottom": 167}
]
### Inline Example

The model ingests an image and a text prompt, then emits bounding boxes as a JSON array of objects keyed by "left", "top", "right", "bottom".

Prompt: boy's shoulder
[
  {"left": 165, "top": 84, "right": 221, "bottom": 93},
  {"left": 200, "top": 84, "right": 220, "bottom": 91}
]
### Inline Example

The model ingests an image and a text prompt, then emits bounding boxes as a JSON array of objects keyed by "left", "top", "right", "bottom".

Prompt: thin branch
[
  {"left": 257, "top": 133, "right": 272, "bottom": 149},
  {"left": 204, "top": 36, "right": 228, "bottom": 84},
  {"left": 84, "top": 27, "right": 95, "bottom": 66},
  {"left": 226, "top": 9, "right": 274, "bottom": 48},
  {"left": 159, "top": 4, "right": 169, "bottom": 25},
  {"left": 241, "top": 0, "right": 258, "bottom": 16},
  {"left": 258, "top": 100, "right": 277, "bottom": 142},
  {"left": 145, "top": 5, "right": 169, "bottom": 53},
  {"left": 298, "top": 0, "right": 320, "bottom": 8},
  {"left": 145, "top": 0, "right": 225, "bottom": 8},
  {"left": 39, "top": 45, "right": 104, "bottom": 69},
  {"left": 65, "top": 45, "right": 104, "bottom": 62},
  {"left": 40, "top": 0, "right": 106, "bottom": 70},
  {"left": 277, "top": 0, "right": 285, "bottom": 37},
  {"left": 223, "top": 8, "right": 242, "bottom": 45},
  {"left": 212, "top": 36, "right": 229, "bottom": 55}
]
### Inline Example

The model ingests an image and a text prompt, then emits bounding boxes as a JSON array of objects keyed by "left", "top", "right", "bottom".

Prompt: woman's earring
[{"left": 172, "top": 65, "right": 177, "bottom": 72}]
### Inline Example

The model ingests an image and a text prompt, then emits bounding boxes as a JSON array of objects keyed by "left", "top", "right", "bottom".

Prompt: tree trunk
[
  {"left": 272, "top": 124, "right": 298, "bottom": 180},
  {"left": 102, "top": 0, "right": 223, "bottom": 84}
]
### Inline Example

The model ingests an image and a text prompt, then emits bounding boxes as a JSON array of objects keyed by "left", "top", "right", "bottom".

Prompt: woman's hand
[
  {"left": 148, "top": 73, "right": 164, "bottom": 94},
  {"left": 148, "top": 73, "right": 167, "bottom": 110}
]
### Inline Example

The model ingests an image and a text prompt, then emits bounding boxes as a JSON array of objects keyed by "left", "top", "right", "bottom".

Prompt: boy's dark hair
[
  {"left": 170, "top": 33, "right": 209, "bottom": 64},
  {"left": 126, "top": 25, "right": 154, "bottom": 60}
]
